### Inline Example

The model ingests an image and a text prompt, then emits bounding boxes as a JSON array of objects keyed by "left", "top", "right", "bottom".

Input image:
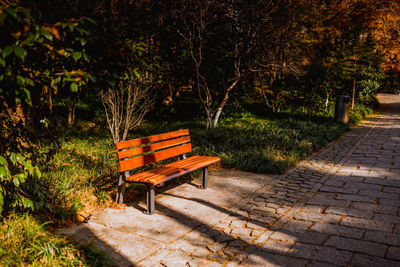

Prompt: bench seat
[{"left": 125, "top": 155, "right": 220, "bottom": 185}]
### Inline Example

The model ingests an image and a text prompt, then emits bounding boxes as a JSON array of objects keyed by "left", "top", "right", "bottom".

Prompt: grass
[{"left": 0, "top": 213, "right": 111, "bottom": 266}]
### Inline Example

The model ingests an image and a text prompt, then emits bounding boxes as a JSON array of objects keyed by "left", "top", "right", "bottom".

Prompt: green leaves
[
  {"left": 133, "top": 69, "right": 141, "bottom": 78},
  {"left": 0, "top": 166, "right": 9, "bottom": 180},
  {"left": 40, "top": 28, "right": 53, "bottom": 41},
  {"left": 70, "top": 82, "right": 79, "bottom": 92},
  {"left": 72, "top": 51, "right": 82, "bottom": 62},
  {"left": 14, "top": 46, "right": 27, "bottom": 61},
  {"left": 0, "top": 151, "right": 46, "bottom": 214},
  {"left": 2, "top": 46, "right": 13, "bottom": 58}
]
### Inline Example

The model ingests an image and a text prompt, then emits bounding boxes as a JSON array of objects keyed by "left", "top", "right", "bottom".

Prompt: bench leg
[
  {"left": 145, "top": 184, "right": 155, "bottom": 215},
  {"left": 201, "top": 167, "right": 208, "bottom": 189},
  {"left": 116, "top": 173, "right": 126, "bottom": 204}
]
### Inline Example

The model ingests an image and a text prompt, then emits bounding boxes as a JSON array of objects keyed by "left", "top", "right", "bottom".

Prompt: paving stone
[
  {"left": 359, "top": 189, "right": 399, "bottom": 200},
  {"left": 169, "top": 239, "right": 197, "bottom": 253},
  {"left": 241, "top": 248, "right": 308, "bottom": 267},
  {"left": 383, "top": 186, "right": 400, "bottom": 194},
  {"left": 380, "top": 198, "right": 400, "bottom": 207},
  {"left": 187, "top": 257, "right": 210, "bottom": 267},
  {"left": 351, "top": 253, "right": 400, "bottom": 267},
  {"left": 246, "top": 220, "right": 266, "bottom": 230},
  {"left": 159, "top": 250, "right": 192, "bottom": 266},
  {"left": 325, "top": 235, "right": 387, "bottom": 256},
  {"left": 270, "top": 229, "right": 328, "bottom": 245},
  {"left": 374, "top": 214, "right": 400, "bottom": 224},
  {"left": 306, "top": 261, "right": 337, "bottom": 267},
  {"left": 230, "top": 220, "right": 246, "bottom": 228},
  {"left": 310, "top": 222, "right": 364, "bottom": 239},
  {"left": 364, "top": 177, "right": 400, "bottom": 187},
  {"left": 325, "top": 179, "right": 345, "bottom": 187},
  {"left": 307, "top": 192, "right": 350, "bottom": 207},
  {"left": 350, "top": 202, "right": 398, "bottom": 215},
  {"left": 282, "top": 220, "right": 312, "bottom": 232},
  {"left": 343, "top": 182, "right": 382, "bottom": 191},
  {"left": 289, "top": 242, "right": 352, "bottom": 265},
  {"left": 230, "top": 228, "right": 252, "bottom": 238},
  {"left": 386, "top": 246, "right": 400, "bottom": 261},
  {"left": 320, "top": 185, "right": 358, "bottom": 194},
  {"left": 206, "top": 242, "right": 227, "bottom": 253},
  {"left": 213, "top": 234, "right": 236, "bottom": 243},
  {"left": 325, "top": 206, "right": 374, "bottom": 218},
  {"left": 301, "top": 205, "right": 325, "bottom": 214},
  {"left": 340, "top": 217, "right": 393, "bottom": 232},
  {"left": 261, "top": 239, "right": 294, "bottom": 254},
  {"left": 223, "top": 246, "right": 240, "bottom": 257},
  {"left": 206, "top": 252, "right": 229, "bottom": 263},
  {"left": 202, "top": 261, "right": 224, "bottom": 267},
  {"left": 364, "top": 230, "right": 400, "bottom": 246},
  {"left": 294, "top": 211, "right": 341, "bottom": 223},
  {"left": 224, "top": 261, "right": 241, "bottom": 267},
  {"left": 190, "top": 246, "right": 211, "bottom": 257},
  {"left": 335, "top": 193, "right": 377, "bottom": 203}
]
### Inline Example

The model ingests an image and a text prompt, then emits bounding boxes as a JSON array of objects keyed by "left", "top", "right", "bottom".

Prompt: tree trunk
[
  {"left": 211, "top": 77, "right": 240, "bottom": 128},
  {"left": 67, "top": 95, "right": 78, "bottom": 128}
]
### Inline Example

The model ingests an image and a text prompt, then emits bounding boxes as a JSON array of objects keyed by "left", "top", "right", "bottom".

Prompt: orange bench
[{"left": 114, "top": 129, "right": 220, "bottom": 214}]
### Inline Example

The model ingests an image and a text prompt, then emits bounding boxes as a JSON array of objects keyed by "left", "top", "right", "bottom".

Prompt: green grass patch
[{"left": 0, "top": 213, "right": 111, "bottom": 266}]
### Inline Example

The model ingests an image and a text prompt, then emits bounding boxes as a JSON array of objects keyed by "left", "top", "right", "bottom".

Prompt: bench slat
[
  {"left": 119, "top": 143, "right": 192, "bottom": 172},
  {"left": 126, "top": 155, "right": 202, "bottom": 181},
  {"left": 117, "top": 136, "right": 191, "bottom": 159},
  {"left": 125, "top": 156, "right": 220, "bottom": 185},
  {"left": 146, "top": 156, "right": 220, "bottom": 185},
  {"left": 115, "top": 129, "right": 189, "bottom": 150}
]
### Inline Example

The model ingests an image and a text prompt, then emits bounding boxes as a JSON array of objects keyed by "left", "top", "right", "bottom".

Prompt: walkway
[{"left": 60, "top": 93, "right": 400, "bottom": 266}]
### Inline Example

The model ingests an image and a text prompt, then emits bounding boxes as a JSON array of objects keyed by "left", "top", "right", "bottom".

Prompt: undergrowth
[{"left": 0, "top": 213, "right": 111, "bottom": 266}]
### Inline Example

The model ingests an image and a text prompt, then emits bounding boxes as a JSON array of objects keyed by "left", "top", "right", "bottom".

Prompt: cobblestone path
[{"left": 137, "top": 93, "right": 400, "bottom": 266}]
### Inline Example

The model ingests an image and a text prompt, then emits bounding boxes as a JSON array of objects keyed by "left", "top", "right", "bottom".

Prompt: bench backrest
[{"left": 115, "top": 129, "right": 192, "bottom": 172}]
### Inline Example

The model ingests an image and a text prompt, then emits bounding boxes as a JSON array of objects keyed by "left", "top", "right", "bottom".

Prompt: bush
[{"left": 0, "top": 151, "right": 47, "bottom": 216}]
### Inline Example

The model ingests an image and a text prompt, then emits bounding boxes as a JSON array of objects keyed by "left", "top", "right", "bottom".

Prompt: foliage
[
  {"left": 0, "top": 4, "right": 95, "bottom": 128},
  {"left": 0, "top": 213, "right": 111, "bottom": 266},
  {"left": 0, "top": 151, "right": 48, "bottom": 216}
]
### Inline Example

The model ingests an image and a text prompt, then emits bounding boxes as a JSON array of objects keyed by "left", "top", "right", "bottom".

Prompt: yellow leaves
[
  {"left": 43, "top": 43, "right": 54, "bottom": 51},
  {"left": 43, "top": 26, "right": 60, "bottom": 40},
  {"left": 10, "top": 31, "right": 21, "bottom": 38},
  {"left": 56, "top": 49, "right": 66, "bottom": 56}
]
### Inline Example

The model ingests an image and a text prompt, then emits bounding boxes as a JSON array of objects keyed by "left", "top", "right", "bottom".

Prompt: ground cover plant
[{"left": 0, "top": 213, "right": 111, "bottom": 266}]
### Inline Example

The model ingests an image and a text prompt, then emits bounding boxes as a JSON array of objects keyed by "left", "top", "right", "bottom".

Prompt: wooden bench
[{"left": 114, "top": 129, "right": 220, "bottom": 214}]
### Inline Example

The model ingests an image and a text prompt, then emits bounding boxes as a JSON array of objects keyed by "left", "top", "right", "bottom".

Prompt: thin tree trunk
[
  {"left": 67, "top": 96, "right": 78, "bottom": 128},
  {"left": 352, "top": 79, "right": 355, "bottom": 109},
  {"left": 212, "top": 77, "right": 240, "bottom": 128}
]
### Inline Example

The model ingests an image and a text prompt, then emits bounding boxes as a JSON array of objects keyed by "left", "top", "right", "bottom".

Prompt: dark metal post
[
  {"left": 115, "top": 171, "right": 128, "bottom": 203},
  {"left": 146, "top": 184, "right": 155, "bottom": 215},
  {"left": 201, "top": 167, "right": 208, "bottom": 189}
]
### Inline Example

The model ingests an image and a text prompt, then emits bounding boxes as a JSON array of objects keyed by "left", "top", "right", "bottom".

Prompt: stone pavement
[{"left": 60, "top": 93, "right": 400, "bottom": 266}]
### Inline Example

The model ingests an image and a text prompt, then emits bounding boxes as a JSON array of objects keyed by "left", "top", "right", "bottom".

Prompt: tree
[
  {"left": 100, "top": 71, "right": 153, "bottom": 143},
  {"left": 175, "top": 0, "right": 301, "bottom": 128}
]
